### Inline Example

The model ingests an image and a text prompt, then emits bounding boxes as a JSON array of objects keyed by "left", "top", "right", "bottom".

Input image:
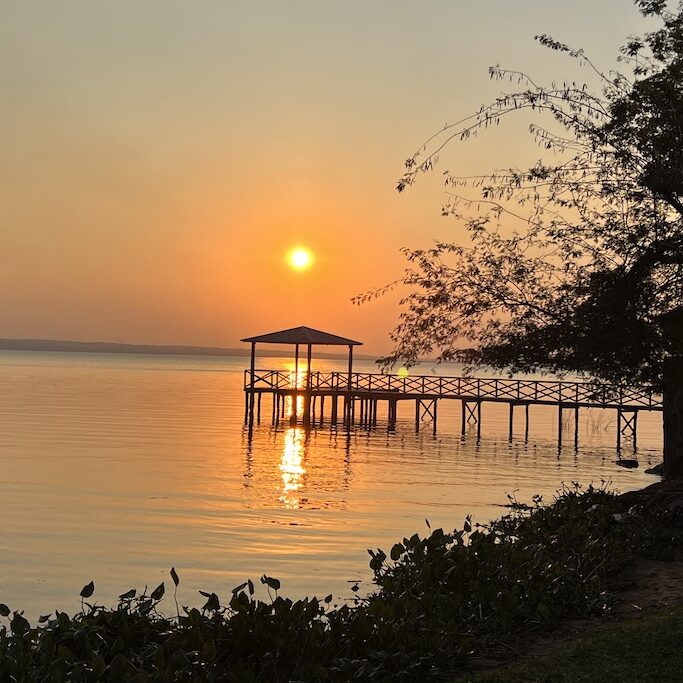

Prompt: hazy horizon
[{"left": 1, "top": 1, "right": 651, "bottom": 354}]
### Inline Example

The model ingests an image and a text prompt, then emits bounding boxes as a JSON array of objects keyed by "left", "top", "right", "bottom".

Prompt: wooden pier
[
  {"left": 241, "top": 326, "right": 662, "bottom": 450},
  {"left": 244, "top": 369, "right": 662, "bottom": 449}
]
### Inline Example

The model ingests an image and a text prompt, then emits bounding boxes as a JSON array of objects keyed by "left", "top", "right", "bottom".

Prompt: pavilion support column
[
  {"left": 248, "top": 342, "right": 256, "bottom": 429},
  {"left": 344, "top": 344, "right": 354, "bottom": 430},
  {"left": 293, "top": 344, "right": 300, "bottom": 420},
  {"left": 303, "top": 343, "right": 312, "bottom": 426}
]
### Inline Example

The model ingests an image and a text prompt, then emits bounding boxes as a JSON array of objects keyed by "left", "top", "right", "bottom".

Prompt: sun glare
[{"left": 287, "top": 247, "right": 314, "bottom": 271}]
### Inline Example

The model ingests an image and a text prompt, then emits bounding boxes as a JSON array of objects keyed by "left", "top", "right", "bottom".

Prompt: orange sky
[{"left": 1, "top": 1, "right": 650, "bottom": 354}]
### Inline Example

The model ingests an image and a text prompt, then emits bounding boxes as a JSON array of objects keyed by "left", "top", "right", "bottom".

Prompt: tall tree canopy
[{"left": 366, "top": 0, "right": 683, "bottom": 392}]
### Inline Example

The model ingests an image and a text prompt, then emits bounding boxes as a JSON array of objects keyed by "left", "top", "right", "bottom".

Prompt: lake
[{"left": 0, "top": 351, "right": 662, "bottom": 618}]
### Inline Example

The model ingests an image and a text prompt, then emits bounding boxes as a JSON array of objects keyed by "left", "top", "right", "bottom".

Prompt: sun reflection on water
[
  {"left": 286, "top": 362, "right": 308, "bottom": 390},
  {"left": 279, "top": 427, "right": 307, "bottom": 509}
]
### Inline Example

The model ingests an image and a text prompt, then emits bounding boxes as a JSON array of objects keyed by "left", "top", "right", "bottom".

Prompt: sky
[{"left": 0, "top": 1, "right": 652, "bottom": 354}]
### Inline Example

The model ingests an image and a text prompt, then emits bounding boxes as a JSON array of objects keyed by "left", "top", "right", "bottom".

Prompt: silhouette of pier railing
[
  {"left": 244, "top": 369, "right": 662, "bottom": 450},
  {"left": 245, "top": 370, "right": 661, "bottom": 409}
]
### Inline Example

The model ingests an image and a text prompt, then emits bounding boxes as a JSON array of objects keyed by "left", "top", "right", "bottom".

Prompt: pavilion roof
[{"left": 241, "top": 326, "right": 362, "bottom": 346}]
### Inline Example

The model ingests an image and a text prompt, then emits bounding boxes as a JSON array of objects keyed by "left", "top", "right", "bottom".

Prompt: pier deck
[{"left": 244, "top": 369, "right": 662, "bottom": 450}]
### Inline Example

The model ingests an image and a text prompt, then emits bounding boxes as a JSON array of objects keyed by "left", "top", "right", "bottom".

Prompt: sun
[{"left": 287, "top": 246, "right": 314, "bottom": 271}]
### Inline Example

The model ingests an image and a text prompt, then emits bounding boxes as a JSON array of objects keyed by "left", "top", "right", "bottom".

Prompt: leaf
[
  {"left": 170, "top": 567, "right": 180, "bottom": 587},
  {"left": 91, "top": 655, "right": 106, "bottom": 677},
  {"left": 119, "top": 589, "right": 136, "bottom": 600},
  {"left": 11, "top": 612, "right": 30, "bottom": 636},
  {"left": 324, "top": 594, "right": 333, "bottom": 604},
  {"left": 150, "top": 582, "right": 165, "bottom": 601},
  {"left": 203, "top": 592, "right": 220, "bottom": 611},
  {"left": 0, "top": 604, "right": 10, "bottom": 617},
  {"left": 261, "top": 575, "right": 281, "bottom": 591},
  {"left": 38, "top": 614, "right": 51, "bottom": 623},
  {"left": 80, "top": 581, "right": 95, "bottom": 599},
  {"left": 248, "top": 579, "right": 254, "bottom": 596},
  {"left": 231, "top": 582, "right": 247, "bottom": 595},
  {"left": 390, "top": 543, "right": 405, "bottom": 561}
]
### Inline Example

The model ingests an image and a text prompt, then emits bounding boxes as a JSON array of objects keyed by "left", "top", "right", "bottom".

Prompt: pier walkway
[{"left": 244, "top": 368, "right": 662, "bottom": 450}]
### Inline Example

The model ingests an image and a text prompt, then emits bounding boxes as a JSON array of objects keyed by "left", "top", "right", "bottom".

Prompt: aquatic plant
[{"left": 0, "top": 485, "right": 680, "bottom": 681}]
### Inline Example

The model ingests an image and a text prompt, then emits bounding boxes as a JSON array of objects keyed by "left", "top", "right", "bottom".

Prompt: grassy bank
[
  {"left": 468, "top": 605, "right": 683, "bottom": 682},
  {"left": 1, "top": 485, "right": 681, "bottom": 681}
]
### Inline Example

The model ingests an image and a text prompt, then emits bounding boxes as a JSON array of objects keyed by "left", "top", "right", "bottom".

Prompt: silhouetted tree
[{"left": 363, "top": 1, "right": 683, "bottom": 476}]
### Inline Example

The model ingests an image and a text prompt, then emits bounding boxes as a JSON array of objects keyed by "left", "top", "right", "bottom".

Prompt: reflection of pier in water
[
  {"left": 242, "top": 394, "right": 354, "bottom": 510},
  {"left": 241, "top": 326, "right": 662, "bottom": 451}
]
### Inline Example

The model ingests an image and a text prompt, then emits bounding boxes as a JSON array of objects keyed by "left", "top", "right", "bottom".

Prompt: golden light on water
[
  {"left": 287, "top": 247, "right": 314, "bottom": 271},
  {"left": 279, "top": 427, "right": 307, "bottom": 509},
  {"left": 398, "top": 367, "right": 409, "bottom": 378}
]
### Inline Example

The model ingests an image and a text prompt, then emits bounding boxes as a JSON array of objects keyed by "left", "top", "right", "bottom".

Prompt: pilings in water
[{"left": 244, "top": 387, "right": 647, "bottom": 452}]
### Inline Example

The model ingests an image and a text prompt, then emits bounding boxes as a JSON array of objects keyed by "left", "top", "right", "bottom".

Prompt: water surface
[{"left": 0, "top": 351, "right": 662, "bottom": 617}]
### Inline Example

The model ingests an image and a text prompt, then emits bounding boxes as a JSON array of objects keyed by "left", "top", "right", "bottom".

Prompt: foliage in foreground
[{"left": 1, "top": 486, "right": 681, "bottom": 682}]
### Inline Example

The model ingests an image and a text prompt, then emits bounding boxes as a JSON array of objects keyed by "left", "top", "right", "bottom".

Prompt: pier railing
[{"left": 244, "top": 370, "right": 662, "bottom": 411}]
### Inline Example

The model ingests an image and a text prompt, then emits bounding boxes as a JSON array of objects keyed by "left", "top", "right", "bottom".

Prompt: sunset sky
[{"left": 1, "top": 1, "right": 650, "bottom": 354}]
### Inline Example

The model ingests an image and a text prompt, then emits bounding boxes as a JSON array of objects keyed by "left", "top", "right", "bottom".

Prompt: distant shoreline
[{"left": 0, "top": 338, "right": 378, "bottom": 361}]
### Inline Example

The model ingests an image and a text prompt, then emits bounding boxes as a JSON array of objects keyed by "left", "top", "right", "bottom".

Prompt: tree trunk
[{"left": 663, "top": 356, "right": 683, "bottom": 479}]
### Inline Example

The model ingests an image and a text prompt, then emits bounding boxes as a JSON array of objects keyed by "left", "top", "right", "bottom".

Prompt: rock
[
  {"left": 615, "top": 459, "right": 639, "bottom": 469},
  {"left": 645, "top": 463, "right": 664, "bottom": 476},
  {"left": 619, "top": 479, "right": 683, "bottom": 512}
]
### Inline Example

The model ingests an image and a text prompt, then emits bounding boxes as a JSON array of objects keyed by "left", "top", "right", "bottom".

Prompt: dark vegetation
[{"left": 1, "top": 486, "right": 681, "bottom": 681}]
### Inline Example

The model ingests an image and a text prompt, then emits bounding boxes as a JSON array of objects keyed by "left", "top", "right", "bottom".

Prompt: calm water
[{"left": 0, "top": 351, "right": 662, "bottom": 618}]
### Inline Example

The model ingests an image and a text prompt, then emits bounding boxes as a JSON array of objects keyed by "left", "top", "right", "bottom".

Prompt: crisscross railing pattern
[{"left": 244, "top": 370, "right": 662, "bottom": 410}]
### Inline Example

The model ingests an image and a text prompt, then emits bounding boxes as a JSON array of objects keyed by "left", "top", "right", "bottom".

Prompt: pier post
[
  {"left": 388, "top": 399, "right": 397, "bottom": 430},
  {"left": 524, "top": 403, "right": 529, "bottom": 441},
  {"left": 617, "top": 408, "right": 622, "bottom": 451},
  {"left": 617, "top": 409, "right": 639, "bottom": 452},
  {"left": 331, "top": 395, "right": 338, "bottom": 425},
  {"left": 558, "top": 405, "right": 563, "bottom": 449},
  {"left": 415, "top": 399, "right": 420, "bottom": 432},
  {"left": 508, "top": 403, "right": 514, "bottom": 441},
  {"left": 432, "top": 400, "right": 438, "bottom": 435},
  {"left": 461, "top": 400, "right": 481, "bottom": 438},
  {"left": 320, "top": 396, "right": 325, "bottom": 425},
  {"left": 257, "top": 392, "right": 262, "bottom": 423},
  {"left": 574, "top": 406, "right": 579, "bottom": 449}
]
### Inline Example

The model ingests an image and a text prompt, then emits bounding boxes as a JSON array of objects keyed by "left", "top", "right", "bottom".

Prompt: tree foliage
[{"left": 361, "top": 0, "right": 683, "bottom": 390}]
